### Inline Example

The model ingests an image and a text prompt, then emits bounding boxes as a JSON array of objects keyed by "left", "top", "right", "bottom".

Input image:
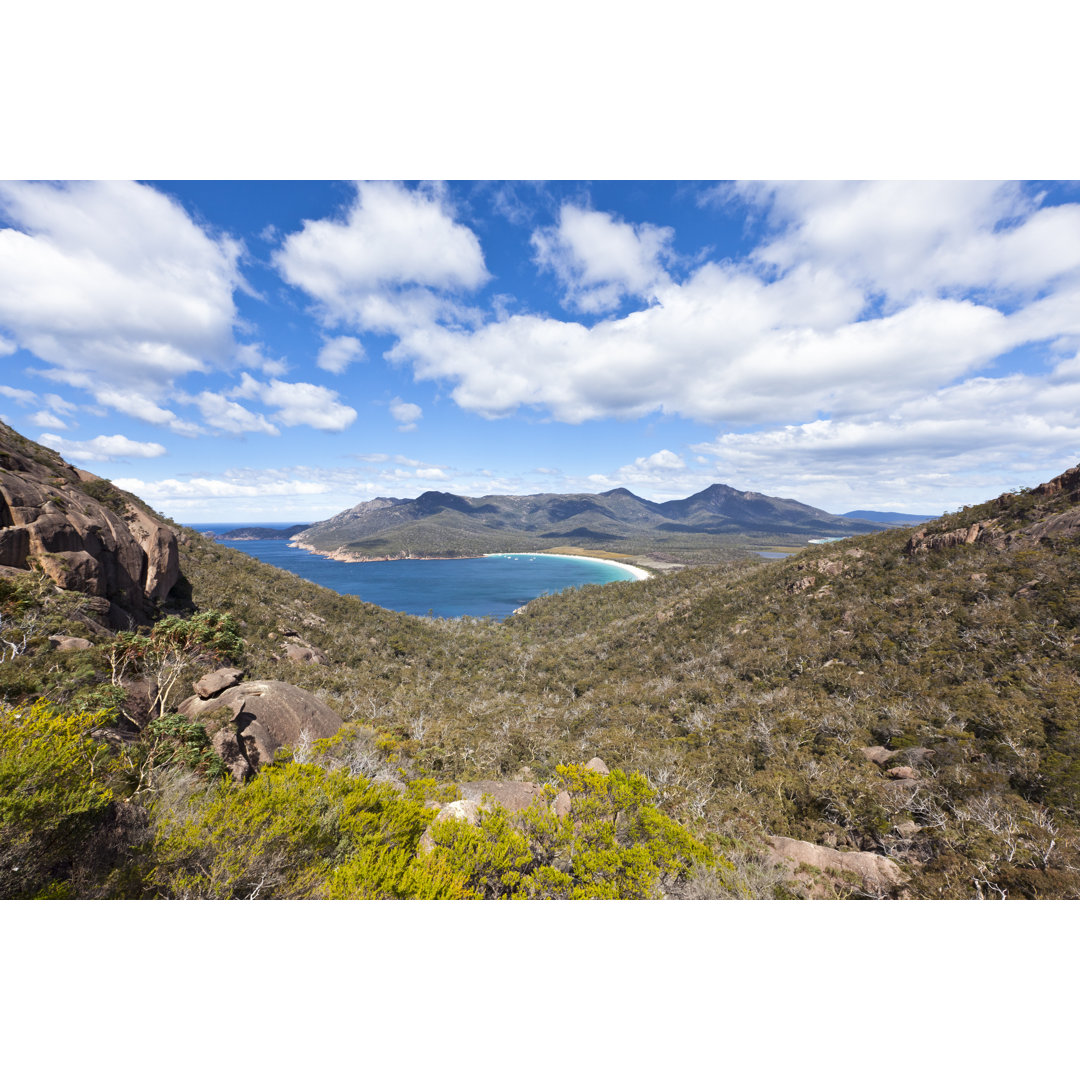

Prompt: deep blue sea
[{"left": 190, "top": 523, "right": 641, "bottom": 620}]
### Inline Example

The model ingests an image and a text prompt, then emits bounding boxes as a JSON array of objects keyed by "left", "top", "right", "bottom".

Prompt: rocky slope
[{"left": 0, "top": 421, "right": 179, "bottom": 625}]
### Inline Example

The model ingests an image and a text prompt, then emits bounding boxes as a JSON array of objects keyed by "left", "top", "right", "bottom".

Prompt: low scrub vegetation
[{"left": 4, "top": 467, "right": 1080, "bottom": 899}]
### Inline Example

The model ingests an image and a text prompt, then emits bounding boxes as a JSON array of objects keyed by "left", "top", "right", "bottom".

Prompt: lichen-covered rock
[
  {"left": 177, "top": 680, "right": 344, "bottom": 780},
  {"left": 282, "top": 641, "right": 328, "bottom": 665},
  {"left": 766, "top": 835, "right": 908, "bottom": 897},
  {"left": 418, "top": 799, "right": 484, "bottom": 854},
  {"left": 458, "top": 780, "right": 545, "bottom": 812},
  {"left": 193, "top": 667, "right": 244, "bottom": 699},
  {"left": 47, "top": 635, "right": 92, "bottom": 651},
  {"left": 886, "top": 765, "right": 917, "bottom": 780},
  {"left": 584, "top": 757, "right": 609, "bottom": 774}
]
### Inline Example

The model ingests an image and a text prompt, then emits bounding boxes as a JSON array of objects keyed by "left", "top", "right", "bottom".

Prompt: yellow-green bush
[
  {"left": 0, "top": 701, "right": 123, "bottom": 898},
  {"left": 422, "top": 765, "right": 721, "bottom": 899},
  {"left": 147, "top": 762, "right": 464, "bottom": 899}
]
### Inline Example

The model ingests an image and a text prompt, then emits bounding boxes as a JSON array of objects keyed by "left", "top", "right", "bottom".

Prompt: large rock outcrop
[
  {"left": 765, "top": 836, "right": 908, "bottom": 897},
  {"left": 0, "top": 422, "right": 179, "bottom": 624},
  {"left": 177, "top": 679, "right": 344, "bottom": 781},
  {"left": 906, "top": 461, "right": 1080, "bottom": 556}
]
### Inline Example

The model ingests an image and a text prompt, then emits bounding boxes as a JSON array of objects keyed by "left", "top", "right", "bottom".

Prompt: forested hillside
[
  {"left": 292, "top": 482, "right": 884, "bottom": 560},
  {"left": 4, "top": 420, "right": 1080, "bottom": 899}
]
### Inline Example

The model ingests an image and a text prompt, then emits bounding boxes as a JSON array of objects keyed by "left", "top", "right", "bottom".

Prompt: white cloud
[
  {"left": 273, "top": 181, "right": 488, "bottom": 329},
  {"left": 236, "top": 342, "right": 288, "bottom": 377},
  {"left": 744, "top": 181, "right": 1080, "bottom": 306},
  {"left": 585, "top": 449, "right": 696, "bottom": 497},
  {"left": 29, "top": 410, "right": 67, "bottom": 429},
  {"left": 42, "top": 393, "right": 77, "bottom": 416},
  {"left": 0, "top": 335, "right": 15, "bottom": 356},
  {"left": 639, "top": 449, "right": 685, "bottom": 470},
  {"left": 0, "top": 384, "right": 37, "bottom": 406},
  {"left": 0, "top": 181, "right": 244, "bottom": 407},
  {"left": 92, "top": 387, "right": 202, "bottom": 435},
  {"left": 317, "top": 335, "right": 366, "bottom": 374},
  {"left": 389, "top": 397, "right": 422, "bottom": 431},
  {"left": 192, "top": 391, "right": 279, "bottom": 435},
  {"left": 690, "top": 358, "right": 1080, "bottom": 510},
  {"left": 376, "top": 183, "right": 1080, "bottom": 437},
  {"left": 116, "top": 474, "right": 330, "bottom": 501},
  {"left": 386, "top": 268, "right": 1014, "bottom": 425},
  {"left": 235, "top": 373, "right": 357, "bottom": 432},
  {"left": 531, "top": 204, "right": 674, "bottom": 313},
  {"left": 40, "top": 432, "right": 167, "bottom": 462}
]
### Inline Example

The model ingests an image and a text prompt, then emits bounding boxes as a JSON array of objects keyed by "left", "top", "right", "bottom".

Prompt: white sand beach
[{"left": 485, "top": 552, "right": 652, "bottom": 581}]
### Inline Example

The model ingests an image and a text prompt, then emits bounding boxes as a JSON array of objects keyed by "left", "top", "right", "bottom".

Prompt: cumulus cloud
[
  {"left": 93, "top": 387, "right": 203, "bottom": 435},
  {"left": 236, "top": 342, "right": 288, "bottom": 377},
  {"left": 109, "top": 459, "right": 475, "bottom": 518},
  {"left": 372, "top": 182, "right": 1080, "bottom": 444},
  {"left": 317, "top": 336, "right": 366, "bottom": 374},
  {"left": 0, "top": 384, "right": 37, "bottom": 406},
  {"left": 39, "top": 433, "right": 167, "bottom": 462},
  {"left": 0, "top": 335, "right": 15, "bottom": 356},
  {"left": 638, "top": 449, "right": 685, "bottom": 471},
  {"left": 29, "top": 410, "right": 67, "bottom": 429},
  {"left": 192, "top": 391, "right": 279, "bottom": 435},
  {"left": 743, "top": 181, "right": 1080, "bottom": 306},
  {"left": 690, "top": 357, "right": 1080, "bottom": 510},
  {"left": 42, "top": 393, "right": 78, "bottom": 416},
  {"left": 386, "top": 268, "right": 1015, "bottom": 424},
  {"left": 234, "top": 373, "right": 357, "bottom": 432},
  {"left": 0, "top": 181, "right": 244, "bottom": 408},
  {"left": 273, "top": 181, "right": 488, "bottom": 330},
  {"left": 532, "top": 204, "right": 674, "bottom": 313},
  {"left": 584, "top": 449, "right": 697, "bottom": 496},
  {"left": 389, "top": 397, "right": 422, "bottom": 431},
  {"left": 115, "top": 474, "right": 330, "bottom": 501}
]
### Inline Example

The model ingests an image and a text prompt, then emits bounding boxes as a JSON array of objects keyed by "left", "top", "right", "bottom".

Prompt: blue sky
[{"left": 3, "top": 179, "right": 1080, "bottom": 522}]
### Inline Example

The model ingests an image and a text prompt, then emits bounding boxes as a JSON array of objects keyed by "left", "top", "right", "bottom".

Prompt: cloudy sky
[{"left": 2, "top": 179, "right": 1080, "bottom": 523}]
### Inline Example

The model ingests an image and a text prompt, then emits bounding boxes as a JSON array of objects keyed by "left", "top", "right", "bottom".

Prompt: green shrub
[
  {"left": 0, "top": 701, "right": 123, "bottom": 897},
  {"left": 422, "top": 765, "right": 718, "bottom": 899},
  {"left": 147, "top": 762, "right": 460, "bottom": 899}
]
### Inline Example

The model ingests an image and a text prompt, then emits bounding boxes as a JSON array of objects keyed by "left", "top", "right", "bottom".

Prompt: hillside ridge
[{"left": 295, "top": 481, "right": 887, "bottom": 559}]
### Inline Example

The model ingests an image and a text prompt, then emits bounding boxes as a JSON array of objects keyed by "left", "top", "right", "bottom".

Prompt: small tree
[{"left": 110, "top": 612, "right": 243, "bottom": 725}]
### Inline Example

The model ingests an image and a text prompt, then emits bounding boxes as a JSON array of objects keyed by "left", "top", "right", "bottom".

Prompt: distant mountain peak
[{"left": 294, "top": 477, "right": 887, "bottom": 556}]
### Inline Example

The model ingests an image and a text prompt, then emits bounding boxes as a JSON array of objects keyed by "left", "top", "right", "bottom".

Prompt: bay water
[{"left": 192, "top": 523, "right": 641, "bottom": 620}]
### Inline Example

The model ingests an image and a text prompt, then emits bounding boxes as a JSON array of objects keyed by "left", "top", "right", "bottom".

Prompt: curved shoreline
[
  {"left": 484, "top": 551, "right": 652, "bottom": 581},
  {"left": 288, "top": 540, "right": 652, "bottom": 580}
]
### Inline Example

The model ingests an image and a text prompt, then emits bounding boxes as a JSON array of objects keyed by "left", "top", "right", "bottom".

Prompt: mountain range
[{"left": 292, "top": 483, "right": 893, "bottom": 558}]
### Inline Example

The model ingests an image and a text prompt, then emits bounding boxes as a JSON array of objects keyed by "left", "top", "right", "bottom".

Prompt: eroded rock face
[
  {"left": 906, "top": 520, "right": 1001, "bottom": 554},
  {"left": 906, "top": 462, "right": 1080, "bottom": 556},
  {"left": 0, "top": 425, "right": 180, "bottom": 624},
  {"left": 177, "top": 679, "right": 344, "bottom": 781}
]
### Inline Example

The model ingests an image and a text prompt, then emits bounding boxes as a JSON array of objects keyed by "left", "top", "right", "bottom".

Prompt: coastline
[
  {"left": 484, "top": 551, "right": 652, "bottom": 581},
  {"left": 288, "top": 540, "right": 475, "bottom": 564},
  {"left": 288, "top": 540, "right": 652, "bottom": 580}
]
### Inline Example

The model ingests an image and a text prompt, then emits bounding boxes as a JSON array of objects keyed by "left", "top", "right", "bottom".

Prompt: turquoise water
[{"left": 192, "top": 523, "right": 639, "bottom": 620}]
